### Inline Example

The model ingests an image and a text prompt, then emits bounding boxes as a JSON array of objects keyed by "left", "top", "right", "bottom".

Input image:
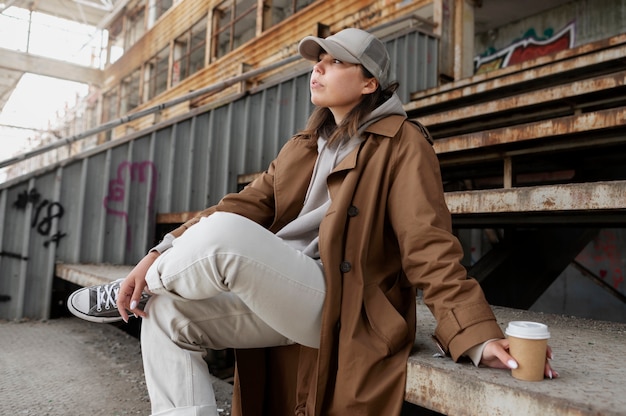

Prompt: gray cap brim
[{"left": 298, "top": 36, "right": 361, "bottom": 64}]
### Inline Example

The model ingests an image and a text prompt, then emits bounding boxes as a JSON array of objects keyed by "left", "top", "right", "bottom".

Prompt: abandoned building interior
[{"left": 0, "top": 0, "right": 625, "bottom": 415}]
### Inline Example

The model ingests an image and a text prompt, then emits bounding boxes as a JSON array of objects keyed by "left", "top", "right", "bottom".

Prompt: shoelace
[{"left": 96, "top": 281, "right": 120, "bottom": 312}]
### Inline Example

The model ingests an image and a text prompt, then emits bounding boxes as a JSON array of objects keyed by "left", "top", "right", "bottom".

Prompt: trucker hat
[{"left": 298, "top": 28, "right": 391, "bottom": 89}]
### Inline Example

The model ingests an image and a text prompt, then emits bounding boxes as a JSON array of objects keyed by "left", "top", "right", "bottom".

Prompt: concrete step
[
  {"left": 407, "top": 33, "right": 626, "bottom": 124},
  {"left": 56, "top": 263, "right": 134, "bottom": 286},
  {"left": 55, "top": 262, "right": 234, "bottom": 411},
  {"left": 57, "top": 263, "right": 626, "bottom": 415},
  {"left": 409, "top": 301, "right": 626, "bottom": 415},
  {"left": 155, "top": 180, "right": 626, "bottom": 228}
]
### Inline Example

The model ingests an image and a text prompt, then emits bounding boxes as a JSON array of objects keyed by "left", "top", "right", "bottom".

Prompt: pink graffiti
[
  {"left": 103, "top": 161, "right": 157, "bottom": 248},
  {"left": 576, "top": 229, "right": 625, "bottom": 291}
]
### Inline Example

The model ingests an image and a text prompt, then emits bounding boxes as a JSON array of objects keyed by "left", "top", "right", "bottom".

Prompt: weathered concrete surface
[
  {"left": 55, "top": 263, "right": 134, "bottom": 287},
  {"left": 407, "top": 302, "right": 626, "bottom": 416},
  {"left": 445, "top": 180, "right": 626, "bottom": 214},
  {"left": 0, "top": 317, "right": 233, "bottom": 416},
  {"left": 57, "top": 263, "right": 626, "bottom": 415}
]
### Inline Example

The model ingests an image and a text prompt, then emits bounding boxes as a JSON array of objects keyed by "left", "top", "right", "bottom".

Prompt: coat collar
[
  {"left": 331, "top": 114, "right": 406, "bottom": 173},
  {"left": 362, "top": 114, "right": 406, "bottom": 138}
]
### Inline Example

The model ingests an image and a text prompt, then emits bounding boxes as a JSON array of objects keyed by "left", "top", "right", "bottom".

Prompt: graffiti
[
  {"left": 103, "top": 161, "right": 157, "bottom": 248},
  {"left": 0, "top": 251, "right": 28, "bottom": 261},
  {"left": 474, "top": 23, "right": 575, "bottom": 74},
  {"left": 576, "top": 229, "right": 625, "bottom": 291},
  {"left": 13, "top": 188, "right": 41, "bottom": 209},
  {"left": 10, "top": 188, "right": 67, "bottom": 249},
  {"left": 32, "top": 201, "right": 66, "bottom": 247}
]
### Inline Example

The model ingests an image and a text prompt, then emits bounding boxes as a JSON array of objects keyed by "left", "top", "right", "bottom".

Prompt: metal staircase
[{"left": 404, "top": 34, "right": 626, "bottom": 312}]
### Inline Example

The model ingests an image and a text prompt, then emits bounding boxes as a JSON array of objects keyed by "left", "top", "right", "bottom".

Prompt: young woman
[{"left": 69, "top": 28, "right": 556, "bottom": 415}]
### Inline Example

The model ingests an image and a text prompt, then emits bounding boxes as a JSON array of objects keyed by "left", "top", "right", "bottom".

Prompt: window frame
[
  {"left": 210, "top": 0, "right": 258, "bottom": 62},
  {"left": 172, "top": 16, "right": 208, "bottom": 86}
]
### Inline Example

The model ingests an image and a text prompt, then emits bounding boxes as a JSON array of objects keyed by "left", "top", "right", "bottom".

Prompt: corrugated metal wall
[{"left": 0, "top": 30, "right": 438, "bottom": 320}]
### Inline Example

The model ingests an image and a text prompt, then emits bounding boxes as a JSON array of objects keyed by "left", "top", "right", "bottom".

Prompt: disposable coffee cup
[{"left": 505, "top": 321, "right": 550, "bottom": 381}]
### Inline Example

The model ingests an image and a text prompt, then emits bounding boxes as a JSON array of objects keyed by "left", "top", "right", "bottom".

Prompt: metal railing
[{"left": 0, "top": 55, "right": 302, "bottom": 171}]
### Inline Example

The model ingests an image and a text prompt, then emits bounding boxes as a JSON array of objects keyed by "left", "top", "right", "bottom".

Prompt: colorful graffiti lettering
[
  {"left": 103, "top": 161, "right": 157, "bottom": 248},
  {"left": 475, "top": 23, "right": 575, "bottom": 74}
]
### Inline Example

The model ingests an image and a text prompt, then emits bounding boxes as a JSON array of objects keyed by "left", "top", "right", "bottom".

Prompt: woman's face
[{"left": 309, "top": 53, "right": 378, "bottom": 124}]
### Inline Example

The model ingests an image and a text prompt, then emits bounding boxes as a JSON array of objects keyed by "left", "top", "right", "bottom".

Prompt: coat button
[
  {"left": 340, "top": 261, "right": 352, "bottom": 273},
  {"left": 347, "top": 205, "right": 359, "bottom": 217}
]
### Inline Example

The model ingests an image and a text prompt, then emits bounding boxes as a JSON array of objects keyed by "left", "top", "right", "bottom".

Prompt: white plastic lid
[{"left": 505, "top": 321, "right": 550, "bottom": 339}]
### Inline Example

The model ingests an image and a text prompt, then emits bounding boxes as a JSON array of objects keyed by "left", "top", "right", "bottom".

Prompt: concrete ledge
[
  {"left": 55, "top": 263, "right": 133, "bottom": 287},
  {"left": 155, "top": 180, "right": 626, "bottom": 229},
  {"left": 54, "top": 262, "right": 234, "bottom": 413},
  {"left": 446, "top": 181, "right": 626, "bottom": 214},
  {"left": 57, "top": 263, "right": 626, "bottom": 415},
  {"left": 409, "top": 302, "right": 626, "bottom": 416},
  {"left": 432, "top": 106, "right": 626, "bottom": 156}
]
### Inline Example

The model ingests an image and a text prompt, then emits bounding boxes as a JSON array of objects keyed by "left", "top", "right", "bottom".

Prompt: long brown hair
[{"left": 298, "top": 67, "right": 399, "bottom": 145}]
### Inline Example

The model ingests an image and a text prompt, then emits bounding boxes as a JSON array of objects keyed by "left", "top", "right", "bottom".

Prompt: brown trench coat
[{"left": 170, "top": 115, "right": 504, "bottom": 415}]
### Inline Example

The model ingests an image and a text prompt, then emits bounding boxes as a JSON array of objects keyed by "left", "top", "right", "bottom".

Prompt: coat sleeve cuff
[{"left": 433, "top": 302, "right": 504, "bottom": 361}]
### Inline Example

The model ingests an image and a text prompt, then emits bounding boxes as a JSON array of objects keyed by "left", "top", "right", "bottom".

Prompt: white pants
[{"left": 141, "top": 212, "right": 326, "bottom": 416}]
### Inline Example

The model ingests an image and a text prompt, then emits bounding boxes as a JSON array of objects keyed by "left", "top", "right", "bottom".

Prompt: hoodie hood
[{"left": 358, "top": 92, "right": 406, "bottom": 135}]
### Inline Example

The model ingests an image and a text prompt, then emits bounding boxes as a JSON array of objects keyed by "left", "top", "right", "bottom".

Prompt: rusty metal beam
[
  {"left": 407, "top": 34, "right": 626, "bottom": 109},
  {"left": 445, "top": 180, "right": 626, "bottom": 214},
  {"left": 433, "top": 106, "right": 626, "bottom": 155},
  {"left": 155, "top": 181, "right": 626, "bottom": 226},
  {"left": 416, "top": 70, "right": 626, "bottom": 128}
]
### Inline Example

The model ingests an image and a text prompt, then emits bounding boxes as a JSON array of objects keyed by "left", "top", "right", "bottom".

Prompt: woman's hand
[
  {"left": 480, "top": 338, "right": 559, "bottom": 379},
  {"left": 116, "top": 251, "right": 159, "bottom": 322}
]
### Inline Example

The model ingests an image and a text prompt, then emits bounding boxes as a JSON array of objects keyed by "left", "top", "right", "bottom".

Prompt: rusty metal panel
[
  {"left": 445, "top": 180, "right": 626, "bottom": 214},
  {"left": 419, "top": 70, "right": 626, "bottom": 129},
  {"left": 433, "top": 106, "right": 626, "bottom": 155}
]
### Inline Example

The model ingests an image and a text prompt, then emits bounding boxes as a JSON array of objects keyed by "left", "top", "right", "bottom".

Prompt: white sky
[
  {"left": 0, "top": 75, "right": 89, "bottom": 157},
  {"left": 0, "top": 6, "right": 102, "bottom": 165}
]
